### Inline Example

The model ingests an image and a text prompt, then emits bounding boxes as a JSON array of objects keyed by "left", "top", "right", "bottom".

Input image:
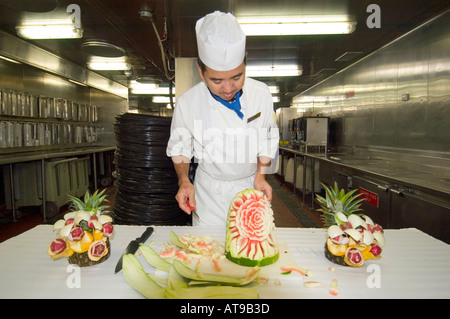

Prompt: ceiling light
[
  {"left": 130, "top": 86, "right": 176, "bottom": 95},
  {"left": 237, "top": 15, "right": 356, "bottom": 36},
  {"left": 246, "top": 65, "right": 302, "bottom": 77},
  {"left": 153, "top": 96, "right": 175, "bottom": 103},
  {"left": 129, "top": 80, "right": 160, "bottom": 94},
  {"left": 16, "top": 17, "right": 82, "bottom": 39},
  {"left": 268, "top": 86, "right": 280, "bottom": 94},
  {"left": 87, "top": 56, "right": 131, "bottom": 71}
]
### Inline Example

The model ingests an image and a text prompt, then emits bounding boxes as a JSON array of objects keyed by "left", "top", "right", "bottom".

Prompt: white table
[{"left": 1, "top": 225, "right": 449, "bottom": 299}]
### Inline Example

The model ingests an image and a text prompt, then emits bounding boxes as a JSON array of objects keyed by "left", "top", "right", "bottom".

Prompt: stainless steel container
[
  {"left": 38, "top": 96, "right": 49, "bottom": 118},
  {"left": 22, "top": 123, "right": 32, "bottom": 147},
  {"left": 29, "top": 94, "right": 38, "bottom": 118},
  {"left": 13, "top": 122, "right": 22, "bottom": 147}
]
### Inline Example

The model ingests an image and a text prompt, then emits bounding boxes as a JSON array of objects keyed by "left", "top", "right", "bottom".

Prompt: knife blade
[{"left": 114, "top": 226, "right": 154, "bottom": 274}]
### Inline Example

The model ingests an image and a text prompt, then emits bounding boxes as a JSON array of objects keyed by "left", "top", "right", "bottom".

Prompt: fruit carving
[
  {"left": 47, "top": 189, "right": 113, "bottom": 266},
  {"left": 317, "top": 183, "right": 385, "bottom": 267},
  {"left": 225, "top": 189, "right": 279, "bottom": 267}
]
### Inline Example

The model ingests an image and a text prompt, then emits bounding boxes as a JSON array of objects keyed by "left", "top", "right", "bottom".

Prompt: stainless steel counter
[
  {"left": 279, "top": 146, "right": 450, "bottom": 197},
  {"left": 0, "top": 145, "right": 115, "bottom": 166}
]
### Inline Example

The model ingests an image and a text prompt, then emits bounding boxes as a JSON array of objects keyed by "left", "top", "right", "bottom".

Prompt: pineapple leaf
[
  {"left": 334, "top": 201, "right": 344, "bottom": 213},
  {"left": 316, "top": 182, "right": 366, "bottom": 227},
  {"left": 338, "top": 188, "right": 345, "bottom": 200},
  {"left": 340, "top": 188, "right": 359, "bottom": 202},
  {"left": 67, "top": 188, "right": 109, "bottom": 214}
]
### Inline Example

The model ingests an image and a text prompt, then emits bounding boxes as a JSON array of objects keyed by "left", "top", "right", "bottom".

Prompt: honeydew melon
[
  {"left": 123, "top": 241, "right": 261, "bottom": 299},
  {"left": 164, "top": 285, "right": 259, "bottom": 299},
  {"left": 122, "top": 254, "right": 165, "bottom": 299},
  {"left": 139, "top": 245, "right": 172, "bottom": 272},
  {"left": 172, "top": 259, "right": 260, "bottom": 286},
  {"left": 225, "top": 189, "right": 279, "bottom": 267}
]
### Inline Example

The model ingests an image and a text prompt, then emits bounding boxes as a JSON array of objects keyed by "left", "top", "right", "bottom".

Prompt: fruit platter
[
  {"left": 316, "top": 183, "right": 386, "bottom": 267},
  {"left": 47, "top": 189, "right": 114, "bottom": 267}
]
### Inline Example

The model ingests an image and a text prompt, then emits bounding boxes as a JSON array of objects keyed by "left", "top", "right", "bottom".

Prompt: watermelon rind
[{"left": 225, "top": 250, "right": 279, "bottom": 267}]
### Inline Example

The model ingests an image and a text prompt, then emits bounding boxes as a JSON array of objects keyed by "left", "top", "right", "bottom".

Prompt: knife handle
[{"left": 137, "top": 227, "right": 154, "bottom": 243}]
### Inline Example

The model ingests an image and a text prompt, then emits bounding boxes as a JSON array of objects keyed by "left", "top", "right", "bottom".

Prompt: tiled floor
[{"left": 0, "top": 175, "right": 323, "bottom": 243}]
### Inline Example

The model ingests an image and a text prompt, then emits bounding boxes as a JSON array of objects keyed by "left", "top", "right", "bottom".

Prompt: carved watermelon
[{"left": 225, "top": 189, "right": 279, "bottom": 267}]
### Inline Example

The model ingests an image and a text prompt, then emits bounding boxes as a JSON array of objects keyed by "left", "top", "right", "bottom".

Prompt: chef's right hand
[{"left": 175, "top": 179, "right": 196, "bottom": 215}]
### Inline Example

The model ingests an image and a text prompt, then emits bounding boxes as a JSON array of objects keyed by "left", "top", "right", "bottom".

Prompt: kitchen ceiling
[{"left": 0, "top": 0, "right": 449, "bottom": 107}]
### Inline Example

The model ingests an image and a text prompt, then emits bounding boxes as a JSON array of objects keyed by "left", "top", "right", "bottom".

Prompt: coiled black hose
[{"left": 111, "top": 112, "right": 190, "bottom": 225}]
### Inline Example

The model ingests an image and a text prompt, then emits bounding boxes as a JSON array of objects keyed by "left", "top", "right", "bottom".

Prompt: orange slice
[
  {"left": 93, "top": 230, "right": 104, "bottom": 241},
  {"left": 327, "top": 238, "right": 347, "bottom": 256},
  {"left": 47, "top": 247, "right": 74, "bottom": 259},
  {"left": 69, "top": 231, "right": 93, "bottom": 253}
]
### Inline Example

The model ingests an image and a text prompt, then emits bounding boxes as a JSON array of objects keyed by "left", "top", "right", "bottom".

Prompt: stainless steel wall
[{"left": 293, "top": 10, "right": 450, "bottom": 154}]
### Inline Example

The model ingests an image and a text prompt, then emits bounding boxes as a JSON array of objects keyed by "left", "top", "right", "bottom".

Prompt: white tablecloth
[{"left": 1, "top": 225, "right": 449, "bottom": 299}]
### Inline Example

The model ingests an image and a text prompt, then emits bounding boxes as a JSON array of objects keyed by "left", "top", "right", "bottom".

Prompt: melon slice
[{"left": 225, "top": 189, "right": 279, "bottom": 267}]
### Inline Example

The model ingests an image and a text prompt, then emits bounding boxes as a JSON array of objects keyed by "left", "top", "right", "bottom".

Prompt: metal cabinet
[
  {"left": 389, "top": 187, "right": 450, "bottom": 244},
  {"left": 351, "top": 176, "right": 391, "bottom": 228}
]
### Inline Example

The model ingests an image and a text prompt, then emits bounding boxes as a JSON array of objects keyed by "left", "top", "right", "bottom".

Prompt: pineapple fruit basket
[
  {"left": 316, "top": 183, "right": 385, "bottom": 267},
  {"left": 47, "top": 189, "right": 114, "bottom": 267}
]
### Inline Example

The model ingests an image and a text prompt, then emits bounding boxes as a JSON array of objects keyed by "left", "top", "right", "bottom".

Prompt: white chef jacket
[{"left": 167, "top": 77, "right": 279, "bottom": 226}]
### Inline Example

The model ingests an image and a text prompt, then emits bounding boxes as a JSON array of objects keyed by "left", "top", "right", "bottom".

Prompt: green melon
[{"left": 225, "top": 189, "right": 279, "bottom": 267}]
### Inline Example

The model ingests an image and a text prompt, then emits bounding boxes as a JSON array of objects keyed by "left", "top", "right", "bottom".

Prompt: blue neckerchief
[{"left": 210, "top": 89, "right": 244, "bottom": 119}]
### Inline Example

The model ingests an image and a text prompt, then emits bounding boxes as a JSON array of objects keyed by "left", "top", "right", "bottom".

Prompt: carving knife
[{"left": 114, "top": 226, "right": 154, "bottom": 274}]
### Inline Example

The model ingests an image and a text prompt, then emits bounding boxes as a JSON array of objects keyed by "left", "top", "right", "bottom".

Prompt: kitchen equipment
[
  {"left": 29, "top": 94, "right": 38, "bottom": 118},
  {"left": 297, "top": 116, "right": 329, "bottom": 153},
  {"left": 22, "top": 123, "right": 32, "bottom": 147},
  {"left": 13, "top": 122, "right": 22, "bottom": 147},
  {"left": 114, "top": 226, "right": 154, "bottom": 274},
  {"left": 275, "top": 107, "right": 298, "bottom": 141},
  {"left": 47, "top": 97, "right": 55, "bottom": 118}
]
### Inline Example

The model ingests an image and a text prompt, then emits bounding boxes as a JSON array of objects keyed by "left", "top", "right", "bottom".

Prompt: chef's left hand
[{"left": 254, "top": 174, "right": 273, "bottom": 201}]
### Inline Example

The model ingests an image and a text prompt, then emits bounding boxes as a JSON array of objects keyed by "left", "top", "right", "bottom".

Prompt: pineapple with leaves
[
  {"left": 48, "top": 189, "right": 114, "bottom": 267},
  {"left": 68, "top": 189, "right": 111, "bottom": 217},
  {"left": 316, "top": 182, "right": 385, "bottom": 267},
  {"left": 316, "top": 182, "right": 364, "bottom": 227}
]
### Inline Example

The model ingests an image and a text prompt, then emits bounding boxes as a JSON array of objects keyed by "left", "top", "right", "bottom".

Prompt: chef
[{"left": 166, "top": 11, "right": 279, "bottom": 226}]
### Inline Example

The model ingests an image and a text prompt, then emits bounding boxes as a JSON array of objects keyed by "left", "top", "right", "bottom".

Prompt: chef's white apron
[{"left": 193, "top": 168, "right": 254, "bottom": 226}]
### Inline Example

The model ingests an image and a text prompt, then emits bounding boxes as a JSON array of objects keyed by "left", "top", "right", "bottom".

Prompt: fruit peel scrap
[
  {"left": 329, "top": 279, "right": 340, "bottom": 296},
  {"left": 304, "top": 281, "right": 323, "bottom": 288},
  {"left": 280, "top": 264, "right": 313, "bottom": 277}
]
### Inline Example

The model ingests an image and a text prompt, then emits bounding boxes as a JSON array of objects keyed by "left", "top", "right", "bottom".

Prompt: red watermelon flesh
[{"left": 226, "top": 189, "right": 279, "bottom": 266}]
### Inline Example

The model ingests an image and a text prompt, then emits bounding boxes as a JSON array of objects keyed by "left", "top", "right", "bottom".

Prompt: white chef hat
[{"left": 195, "top": 11, "right": 246, "bottom": 71}]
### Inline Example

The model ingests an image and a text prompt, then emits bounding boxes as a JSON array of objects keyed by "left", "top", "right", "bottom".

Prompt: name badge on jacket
[{"left": 247, "top": 112, "right": 261, "bottom": 123}]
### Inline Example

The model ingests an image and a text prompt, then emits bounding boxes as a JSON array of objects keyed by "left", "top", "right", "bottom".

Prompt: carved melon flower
[{"left": 235, "top": 195, "right": 273, "bottom": 242}]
